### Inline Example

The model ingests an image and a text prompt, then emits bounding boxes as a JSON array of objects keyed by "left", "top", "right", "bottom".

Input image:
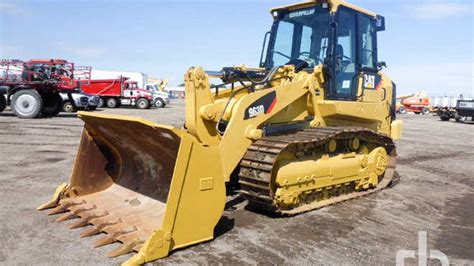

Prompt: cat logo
[{"left": 363, "top": 74, "right": 375, "bottom": 89}]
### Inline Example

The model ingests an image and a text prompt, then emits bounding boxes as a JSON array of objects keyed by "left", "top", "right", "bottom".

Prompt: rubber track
[{"left": 238, "top": 126, "right": 396, "bottom": 215}]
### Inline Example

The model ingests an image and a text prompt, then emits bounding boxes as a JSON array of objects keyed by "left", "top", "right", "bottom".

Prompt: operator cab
[{"left": 262, "top": 2, "right": 386, "bottom": 101}]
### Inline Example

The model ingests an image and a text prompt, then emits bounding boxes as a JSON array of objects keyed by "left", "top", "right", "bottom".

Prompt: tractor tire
[
  {"left": 41, "top": 93, "right": 62, "bottom": 117},
  {"left": 0, "top": 93, "right": 6, "bottom": 112},
  {"left": 421, "top": 107, "right": 430, "bottom": 115},
  {"left": 155, "top": 98, "right": 165, "bottom": 108},
  {"left": 63, "top": 101, "right": 76, "bottom": 113},
  {"left": 137, "top": 98, "right": 150, "bottom": 109},
  {"left": 11, "top": 90, "right": 43, "bottom": 118},
  {"left": 106, "top": 98, "right": 118, "bottom": 108},
  {"left": 398, "top": 106, "right": 407, "bottom": 114}
]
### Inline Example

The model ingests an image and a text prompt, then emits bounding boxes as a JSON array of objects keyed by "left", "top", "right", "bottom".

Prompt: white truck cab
[{"left": 143, "top": 83, "right": 170, "bottom": 108}]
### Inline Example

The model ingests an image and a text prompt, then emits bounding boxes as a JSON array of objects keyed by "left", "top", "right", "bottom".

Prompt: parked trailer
[
  {"left": 0, "top": 59, "right": 91, "bottom": 118},
  {"left": 438, "top": 99, "right": 474, "bottom": 122},
  {"left": 79, "top": 77, "right": 153, "bottom": 109}
]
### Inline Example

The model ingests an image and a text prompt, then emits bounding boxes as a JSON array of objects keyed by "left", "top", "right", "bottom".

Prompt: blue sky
[{"left": 1, "top": 0, "right": 473, "bottom": 96}]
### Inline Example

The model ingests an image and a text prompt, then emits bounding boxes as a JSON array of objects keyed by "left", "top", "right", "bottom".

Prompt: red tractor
[{"left": 0, "top": 59, "right": 91, "bottom": 118}]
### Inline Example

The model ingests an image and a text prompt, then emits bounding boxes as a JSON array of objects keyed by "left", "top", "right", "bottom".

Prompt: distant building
[{"left": 166, "top": 87, "right": 185, "bottom": 99}]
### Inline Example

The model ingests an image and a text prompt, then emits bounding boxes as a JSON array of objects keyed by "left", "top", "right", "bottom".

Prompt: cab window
[
  {"left": 272, "top": 21, "right": 295, "bottom": 66},
  {"left": 333, "top": 7, "right": 357, "bottom": 98},
  {"left": 359, "top": 14, "right": 376, "bottom": 69}
]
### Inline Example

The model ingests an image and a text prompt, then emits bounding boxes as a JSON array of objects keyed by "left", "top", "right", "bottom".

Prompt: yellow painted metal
[
  {"left": 39, "top": 62, "right": 401, "bottom": 264},
  {"left": 123, "top": 132, "right": 226, "bottom": 265},
  {"left": 39, "top": 1, "right": 402, "bottom": 264},
  {"left": 273, "top": 147, "right": 388, "bottom": 208},
  {"left": 271, "top": 0, "right": 377, "bottom": 17},
  {"left": 37, "top": 183, "right": 68, "bottom": 211},
  {"left": 390, "top": 120, "right": 404, "bottom": 140},
  {"left": 40, "top": 112, "right": 225, "bottom": 265}
]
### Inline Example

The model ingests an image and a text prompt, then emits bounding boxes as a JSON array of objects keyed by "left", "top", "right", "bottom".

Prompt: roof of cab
[{"left": 271, "top": 0, "right": 377, "bottom": 17}]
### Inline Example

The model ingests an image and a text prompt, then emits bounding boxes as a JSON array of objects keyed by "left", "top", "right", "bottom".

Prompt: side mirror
[
  {"left": 375, "top": 15, "right": 385, "bottom": 31},
  {"left": 377, "top": 61, "right": 387, "bottom": 70}
]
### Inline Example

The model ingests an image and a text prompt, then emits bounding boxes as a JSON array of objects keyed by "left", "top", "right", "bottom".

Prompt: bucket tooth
[
  {"left": 88, "top": 217, "right": 121, "bottom": 231},
  {"left": 68, "top": 217, "right": 89, "bottom": 229},
  {"left": 80, "top": 227, "right": 101, "bottom": 238},
  {"left": 133, "top": 243, "right": 143, "bottom": 252},
  {"left": 50, "top": 199, "right": 86, "bottom": 216},
  {"left": 56, "top": 212, "right": 77, "bottom": 222},
  {"left": 68, "top": 211, "right": 108, "bottom": 229},
  {"left": 81, "top": 218, "right": 120, "bottom": 238},
  {"left": 68, "top": 204, "right": 97, "bottom": 215},
  {"left": 48, "top": 205, "right": 69, "bottom": 215},
  {"left": 107, "top": 241, "right": 142, "bottom": 257},
  {"left": 116, "top": 230, "right": 142, "bottom": 244},
  {"left": 93, "top": 235, "right": 116, "bottom": 248},
  {"left": 93, "top": 226, "right": 137, "bottom": 248}
]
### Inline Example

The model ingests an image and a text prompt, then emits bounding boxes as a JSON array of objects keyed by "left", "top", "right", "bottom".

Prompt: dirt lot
[{"left": 1, "top": 100, "right": 473, "bottom": 265}]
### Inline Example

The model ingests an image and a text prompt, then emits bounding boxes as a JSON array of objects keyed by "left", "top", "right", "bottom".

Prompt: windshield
[
  {"left": 127, "top": 83, "right": 138, "bottom": 89},
  {"left": 266, "top": 5, "right": 331, "bottom": 69},
  {"left": 145, "top": 84, "right": 158, "bottom": 93}
]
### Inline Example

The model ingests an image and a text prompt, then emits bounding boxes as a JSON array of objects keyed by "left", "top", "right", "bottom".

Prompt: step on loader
[{"left": 39, "top": 0, "right": 403, "bottom": 264}]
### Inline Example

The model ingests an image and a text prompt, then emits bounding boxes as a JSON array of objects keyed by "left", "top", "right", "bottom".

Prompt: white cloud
[{"left": 412, "top": 2, "right": 472, "bottom": 20}]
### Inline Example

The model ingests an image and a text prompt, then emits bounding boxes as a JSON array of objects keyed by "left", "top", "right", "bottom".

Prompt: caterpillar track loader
[{"left": 38, "top": 0, "right": 403, "bottom": 264}]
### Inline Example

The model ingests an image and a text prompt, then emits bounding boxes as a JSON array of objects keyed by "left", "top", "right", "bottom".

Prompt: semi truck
[{"left": 138, "top": 82, "right": 170, "bottom": 107}]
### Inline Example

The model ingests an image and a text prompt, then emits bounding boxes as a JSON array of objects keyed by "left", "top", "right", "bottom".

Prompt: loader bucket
[{"left": 38, "top": 112, "right": 226, "bottom": 264}]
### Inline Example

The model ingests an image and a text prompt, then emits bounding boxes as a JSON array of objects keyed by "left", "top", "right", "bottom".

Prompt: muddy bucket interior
[{"left": 50, "top": 114, "right": 182, "bottom": 257}]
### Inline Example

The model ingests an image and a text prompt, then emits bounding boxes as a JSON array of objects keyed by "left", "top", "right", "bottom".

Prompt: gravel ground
[{"left": 0, "top": 100, "right": 473, "bottom": 265}]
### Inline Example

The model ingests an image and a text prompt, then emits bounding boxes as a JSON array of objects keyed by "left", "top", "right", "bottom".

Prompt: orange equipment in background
[{"left": 396, "top": 91, "right": 430, "bottom": 115}]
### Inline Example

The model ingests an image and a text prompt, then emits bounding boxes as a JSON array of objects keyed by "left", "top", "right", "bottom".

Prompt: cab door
[
  {"left": 330, "top": 7, "right": 359, "bottom": 100},
  {"left": 356, "top": 13, "right": 383, "bottom": 103},
  {"left": 328, "top": 8, "right": 382, "bottom": 102}
]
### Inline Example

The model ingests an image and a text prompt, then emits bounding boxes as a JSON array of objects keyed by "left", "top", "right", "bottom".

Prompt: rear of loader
[{"left": 38, "top": 113, "right": 226, "bottom": 264}]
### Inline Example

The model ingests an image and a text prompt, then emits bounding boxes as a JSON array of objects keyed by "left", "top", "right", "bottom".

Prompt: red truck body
[
  {"left": 81, "top": 78, "right": 124, "bottom": 97},
  {"left": 79, "top": 77, "right": 153, "bottom": 109}
]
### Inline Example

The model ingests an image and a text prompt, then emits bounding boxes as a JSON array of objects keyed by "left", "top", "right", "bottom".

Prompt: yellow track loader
[{"left": 39, "top": 0, "right": 403, "bottom": 264}]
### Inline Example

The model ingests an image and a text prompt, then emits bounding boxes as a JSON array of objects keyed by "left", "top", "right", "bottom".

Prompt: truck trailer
[{"left": 90, "top": 70, "right": 148, "bottom": 88}]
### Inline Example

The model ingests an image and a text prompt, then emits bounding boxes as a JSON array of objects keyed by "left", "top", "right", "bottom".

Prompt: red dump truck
[{"left": 80, "top": 77, "right": 153, "bottom": 109}]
